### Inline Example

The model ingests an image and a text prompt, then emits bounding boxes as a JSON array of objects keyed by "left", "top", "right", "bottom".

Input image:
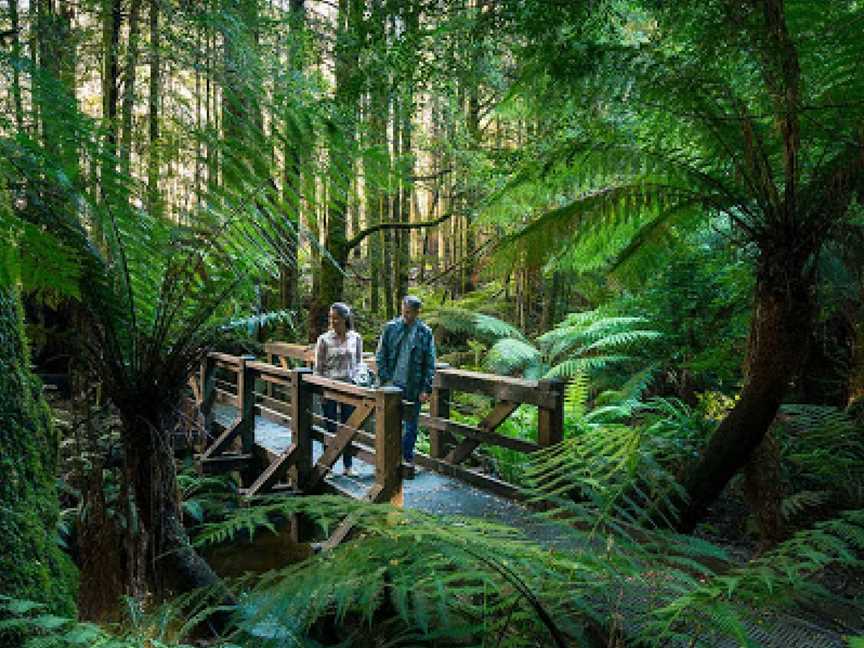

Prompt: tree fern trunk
[
  {"left": 122, "top": 409, "right": 223, "bottom": 599},
  {"left": 673, "top": 251, "right": 815, "bottom": 532}
]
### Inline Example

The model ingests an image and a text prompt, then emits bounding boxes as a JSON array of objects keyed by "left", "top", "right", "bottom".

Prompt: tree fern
[{"left": 483, "top": 308, "right": 661, "bottom": 386}]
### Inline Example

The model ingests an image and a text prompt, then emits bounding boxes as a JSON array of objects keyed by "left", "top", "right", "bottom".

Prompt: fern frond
[{"left": 486, "top": 338, "right": 542, "bottom": 376}]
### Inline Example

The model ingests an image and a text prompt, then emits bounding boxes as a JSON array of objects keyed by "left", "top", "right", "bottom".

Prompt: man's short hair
[{"left": 402, "top": 295, "right": 422, "bottom": 310}]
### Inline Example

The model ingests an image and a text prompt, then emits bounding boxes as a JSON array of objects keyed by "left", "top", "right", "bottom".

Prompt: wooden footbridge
[
  {"left": 187, "top": 342, "right": 564, "bottom": 543},
  {"left": 185, "top": 342, "right": 855, "bottom": 647}
]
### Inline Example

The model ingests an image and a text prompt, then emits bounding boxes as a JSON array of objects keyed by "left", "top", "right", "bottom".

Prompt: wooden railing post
[
  {"left": 290, "top": 367, "right": 313, "bottom": 490},
  {"left": 429, "top": 370, "right": 451, "bottom": 460},
  {"left": 199, "top": 354, "right": 216, "bottom": 448},
  {"left": 537, "top": 378, "right": 565, "bottom": 447},
  {"left": 373, "top": 385, "right": 403, "bottom": 505},
  {"left": 237, "top": 354, "right": 259, "bottom": 486},
  {"left": 237, "top": 354, "right": 257, "bottom": 454}
]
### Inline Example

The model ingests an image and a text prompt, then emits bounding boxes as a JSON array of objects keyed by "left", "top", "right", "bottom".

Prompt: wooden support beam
[
  {"left": 257, "top": 404, "right": 292, "bottom": 427},
  {"left": 420, "top": 413, "right": 541, "bottom": 455},
  {"left": 443, "top": 401, "right": 521, "bottom": 465},
  {"left": 244, "top": 444, "right": 299, "bottom": 497},
  {"left": 246, "top": 359, "right": 294, "bottom": 382},
  {"left": 264, "top": 342, "right": 314, "bottom": 365},
  {"left": 255, "top": 393, "right": 292, "bottom": 417},
  {"left": 307, "top": 403, "right": 374, "bottom": 490},
  {"left": 209, "top": 351, "right": 242, "bottom": 365},
  {"left": 200, "top": 355, "right": 216, "bottom": 444},
  {"left": 322, "top": 514, "right": 359, "bottom": 550},
  {"left": 434, "top": 369, "right": 558, "bottom": 409},
  {"left": 321, "top": 389, "right": 367, "bottom": 409},
  {"left": 537, "top": 378, "right": 565, "bottom": 447},
  {"left": 188, "top": 375, "right": 201, "bottom": 404},
  {"left": 201, "top": 418, "right": 242, "bottom": 459},
  {"left": 413, "top": 452, "right": 524, "bottom": 501},
  {"left": 238, "top": 355, "right": 256, "bottom": 455},
  {"left": 200, "top": 453, "right": 255, "bottom": 474},
  {"left": 310, "top": 425, "right": 377, "bottom": 466},
  {"left": 373, "top": 386, "right": 404, "bottom": 505},
  {"left": 429, "top": 377, "right": 451, "bottom": 459},
  {"left": 290, "top": 367, "right": 313, "bottom": 490}
]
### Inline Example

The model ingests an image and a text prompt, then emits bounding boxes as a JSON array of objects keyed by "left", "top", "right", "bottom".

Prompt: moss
[{"left": 0, "top": 288, "right": 77, "bottom": 619}]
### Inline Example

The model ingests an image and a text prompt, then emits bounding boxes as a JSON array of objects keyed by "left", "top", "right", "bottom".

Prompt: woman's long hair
[{"left": 330, "top": 302, "right": 353, "bottom": 330}]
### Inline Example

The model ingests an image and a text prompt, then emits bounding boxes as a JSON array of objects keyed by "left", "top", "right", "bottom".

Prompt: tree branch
[{"left": 345, "top": 206, "right": 454, "bottom": 252}]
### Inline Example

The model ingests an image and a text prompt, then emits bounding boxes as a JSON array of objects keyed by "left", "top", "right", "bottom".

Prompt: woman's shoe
[{"left": 343, "top": 466, "right": 355, "bottom": 477}]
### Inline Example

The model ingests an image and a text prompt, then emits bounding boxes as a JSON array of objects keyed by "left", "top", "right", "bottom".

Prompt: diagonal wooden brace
[
  {"left": 201, "top": 417, "right": 243, "bottom": 459},
  {"left": 445, "top": 400, "right": 519, "bottom": 465},
  {"left": 307, "top": 402, "right": 374, "bottom": 490},
  {"left": 244, "top": 443, "right": 299, "bottom": 497}
]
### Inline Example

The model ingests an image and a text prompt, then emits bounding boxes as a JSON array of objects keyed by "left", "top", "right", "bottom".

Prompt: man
[{"left": 376, "top": 295, "right": 436, "bottom": 468}]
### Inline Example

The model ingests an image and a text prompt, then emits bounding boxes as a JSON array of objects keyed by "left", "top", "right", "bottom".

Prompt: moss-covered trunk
[{"left": 0, "top": 287, "right": 77, "bottom": 620}]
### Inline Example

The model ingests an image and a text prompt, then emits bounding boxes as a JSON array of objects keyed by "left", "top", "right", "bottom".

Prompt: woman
[{"left": 314, "top": 302, "right": 363, "bottom": 476}]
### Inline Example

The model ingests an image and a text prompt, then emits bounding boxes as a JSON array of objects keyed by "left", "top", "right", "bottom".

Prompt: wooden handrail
[
  {"left": 301, "top": 373, "right": 377, "bottom": 399},
  {"left": 209, "top": 351, "right": 243, "bottom": 366},
  {"left": 246, "top": 359, "right": 294, "bottom": 380}
]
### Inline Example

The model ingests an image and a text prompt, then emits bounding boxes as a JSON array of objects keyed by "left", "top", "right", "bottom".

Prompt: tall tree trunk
[
  {"left": 120, "top": 0, "right": 143, "bottom": 178},
  {"left": 222, "top": 0, "right": 263, "bottom": 181},
  {"left": 366, "top": 13, "right": 389, "bottom": 315},
  {"left": 102, "top": 0, "right": 122, "bottom": 196},
  {"left": 279, "top": 0, "right": 306, "bottom": 327},
  {"left": 147, "top": 0, "right": 161, "bottom": 216},
  {"left": 8, "top": 0, "right": 24, "bottom": 130},
  {"left": 308, "top": 0, "right": 362, "bottom": 340},
  {"left": 391, "top": 90, "right": 403, "bottom": 308},
  {"left": 397, "top": 2, "right": 418, "bottom": 302},
  {"left": 382, "top": 224, "right": 394, "bottom": 318}
]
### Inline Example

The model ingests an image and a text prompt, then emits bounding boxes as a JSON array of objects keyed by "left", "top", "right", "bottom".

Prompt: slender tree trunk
[
  {"left": 540, "top": 271, "right": 560, "bottom": 331},
  {"left": 8, "top": 0, "right": 24, "bottom": 130},
  {"left": 366, "top": 20, "right": 389, "bottom": 315},
  {"left": 397, "top": 3, "right": 417, "bottom": 301},
  {"left": 391, "top": 91, "right": 404, "bottom": 307},
  {"left": 147, "top": 0, "right": 161, "bottom": 216},
  {"left": 120, "top": 0, "right": 143, "bottom": 177},
  {"left": 102, "top": 0, "right": 122, "bottom": 197},
  {"left": 382, "top": 219, "right": 394, "bottom": 318}
]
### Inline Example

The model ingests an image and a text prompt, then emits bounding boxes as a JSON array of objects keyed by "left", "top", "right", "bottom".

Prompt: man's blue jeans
[
  {"left": 400, "top": 397, "right": 421, "bottom": 463},
  {"left": 322, "top": 398, "right": 355, "bottom": 469}
]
